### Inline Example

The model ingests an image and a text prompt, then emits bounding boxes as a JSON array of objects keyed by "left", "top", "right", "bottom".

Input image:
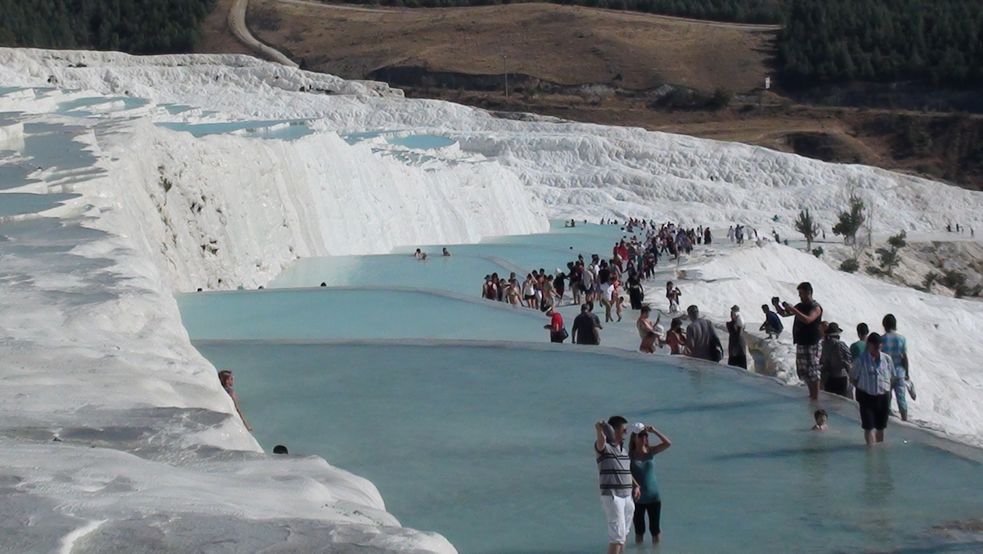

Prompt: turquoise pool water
[
  {"left": 270, "top": 253, "right": 512, "bottom": 294},
  {"left": 55, "top": 96, "right": 148, "bottom": 116},
  {"left": 195, "top": 341, "right": 983, "bottom": 554},
  {"left": 272, "top": 224, "right": 635, "bottom": 292},
  {"left": 388, "top": 134, "right": 456, "bottom": 150},
  {"left": 341, "top": 130, "right": 389, "bottom": 145},
  {"left": 180, "top": 222, "right": 983, "bottom": 553},
  {"left": 0, "top": 192, "right": 78, "bottom": 217},
  {"left": 156, "top": 120, "right": 313, "bottom": 140},
  {"left": 178, "top": 288, "right": 544, "bottom": 342}
]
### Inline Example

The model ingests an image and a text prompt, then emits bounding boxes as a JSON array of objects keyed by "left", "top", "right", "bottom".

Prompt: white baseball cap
[{"left": 631, "top": 422, "right": 646, "bottom": 434}]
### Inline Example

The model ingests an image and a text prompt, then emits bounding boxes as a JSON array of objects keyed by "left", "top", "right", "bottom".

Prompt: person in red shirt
[{"left": 545, "top": 307, "right": 567, "bottom": 343}]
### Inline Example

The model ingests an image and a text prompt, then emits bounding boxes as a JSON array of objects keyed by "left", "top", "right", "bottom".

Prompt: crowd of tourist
[
  {"left": 523, "top": 221, "right": 920, "bottom": 552},
  {"left": 213, "top": 216, "right": 921, "bottom": 553}
]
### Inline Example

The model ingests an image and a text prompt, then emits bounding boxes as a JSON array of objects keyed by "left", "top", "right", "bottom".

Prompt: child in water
[{"left": 812, "top": 409, "right": 828, "bottom": 431}]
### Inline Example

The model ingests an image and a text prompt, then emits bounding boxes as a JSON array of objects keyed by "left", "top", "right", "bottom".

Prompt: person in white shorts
[{"left": 594, "top": 416, "right": 640, "bottom": 554}]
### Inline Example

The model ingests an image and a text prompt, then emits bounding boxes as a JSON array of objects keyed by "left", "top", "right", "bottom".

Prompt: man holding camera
[{"left": 774, "top": 282, "right": 824, "bottom": 400}]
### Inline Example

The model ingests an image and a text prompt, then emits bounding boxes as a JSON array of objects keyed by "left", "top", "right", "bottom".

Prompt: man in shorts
[
  {"left": 594, "top": 416, "right": 640, "bottom": 554},
  {"left": 849, "top": 333, "right": 895, "bottom": 445},
  {"left": 774, "top": 282, "right": 823, "bottom": 400}
]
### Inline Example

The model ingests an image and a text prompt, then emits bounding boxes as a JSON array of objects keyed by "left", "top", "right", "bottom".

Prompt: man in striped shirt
[
  {"left": 849, "top": 333, "right": 896, "bottom": 445},
  {"left": 595, "top": 416, "right": 640, "bottom": 554}
]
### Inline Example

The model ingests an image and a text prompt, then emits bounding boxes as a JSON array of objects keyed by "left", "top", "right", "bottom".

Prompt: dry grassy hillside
[
  {"left": 191, "top": 0, "right": 983, "bottom": 191},
  {"left": 248, "top": 0, "right": 776, "bottom": 93},
  {"left": 195, "top": 0, "right": 254, "bottom": 55}
]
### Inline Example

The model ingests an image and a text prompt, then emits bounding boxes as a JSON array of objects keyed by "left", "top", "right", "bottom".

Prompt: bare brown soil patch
[
  {"left": 191, "top": 0, "right": 983, "bottom": 191},
  {"left": 247, "top": 0, "right": 776, "bottom": 92}
]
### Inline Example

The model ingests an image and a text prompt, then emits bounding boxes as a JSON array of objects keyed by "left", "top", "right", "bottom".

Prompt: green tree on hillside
[
  {"left": 794, "top": 208, "right": 820, "bottom": 251},
  {"left": 832, "top": 195, "right": 865, "bottom": 246}
]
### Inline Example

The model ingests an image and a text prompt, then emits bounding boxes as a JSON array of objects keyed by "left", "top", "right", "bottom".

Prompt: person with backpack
[{"left": 819, "top": 322, "right": 852, "bottom": 398}]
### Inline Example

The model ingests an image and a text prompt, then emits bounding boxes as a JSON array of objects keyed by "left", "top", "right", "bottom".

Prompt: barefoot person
[
  {"left": 636, "top": 306, "right": 659, "bottom": 353},
  {"left": 218, "top": 369, "right": 252, "bottom": 432},
  {"left": 774, "top": 282, "right": 824, "bottom": 400},
  {"left": 665, "top": 317, "right": 687, "bottom": 355},
  {"left": 594, "top": 416, "right": 639, "bottom": 554},
  {"left": 849, "top": 333, "right": 895, "bottom": 445},
  {"left": 685, "top": 305, "right": 722, "bottom": 362},
  {"left": 881, "top": 314, "right": 915, "bottom": 421},
  {"left": 629, "top": 422, "right": 672, "bottom": 544},
  {"left": 544, "top": 306, "right": 567, "bottom": 344},
  {"left": 759, "top": 303, "right": 784, "bottom": 339},
  {"left": 573, "top": 304, "right": 601, "bottom": 345},
  {"left": 726, "top": 305, "right": 748, "bottom": 369},
  {"left": 666, "top": 282, "right": 681, "bottom": 314},
  {"left": 819, "top": 322, "right": 852, "bottom": 398}
]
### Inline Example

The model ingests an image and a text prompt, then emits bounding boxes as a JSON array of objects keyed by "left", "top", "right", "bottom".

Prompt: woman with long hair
[{"left": 628, "top": 423, "right": 672, "bottom": 544}]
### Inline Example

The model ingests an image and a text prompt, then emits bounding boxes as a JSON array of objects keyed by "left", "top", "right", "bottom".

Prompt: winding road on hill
[{"left": 229, "top": 0, "right": 298, "bottom": 67}]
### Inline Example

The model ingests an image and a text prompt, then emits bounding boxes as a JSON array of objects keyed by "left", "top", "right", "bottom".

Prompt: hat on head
[
  {"left": 631, "top": 422, "right": 646, "bottom": 435},
  {"left": 826, "top": 322, "right": 843, "bottom": 335}
]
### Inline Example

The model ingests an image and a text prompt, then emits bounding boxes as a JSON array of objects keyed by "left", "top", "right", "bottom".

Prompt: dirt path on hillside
[{"left": 230, "top": 0, "right": 299, "bottom": 66}]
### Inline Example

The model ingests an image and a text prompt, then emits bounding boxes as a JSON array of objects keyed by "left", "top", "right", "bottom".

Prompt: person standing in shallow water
[
  {"left": 595, "top": 416, "right": 639, "bottom": 554},
  {"left": 628, "top": 422, "right": 671, "bottom": 545},
  {"left": 665, "top": 317, "right": 687, "bottom": 355},
  {"left": 545, "top": 306, "right": 566, "bottom": 344},
  {"left": 819, "top": 322, "right": 852, "bottom": 398},
  {"left": 572, "top": 304, "right": 600, "bottom": 345},
  {"left": 636, "top": 306, "right": 660, "bottom": 353},
  {"left": 726, "top": 305, "right": 748, "bottom": 369},
  {"left": 685, "top": 305, "right": 722, "bottom": 362},
  {"left": 218, "top": 369, "right": 252, "bottom": 432},
  {"left": 774, "top": 282, "right": 824, "bottom": 400},
  {"left": 849, "top": 333, "right": 895, "bottom": 445},
  {"left": 665, "top": 282, "right": 681, "bottom": 314}
]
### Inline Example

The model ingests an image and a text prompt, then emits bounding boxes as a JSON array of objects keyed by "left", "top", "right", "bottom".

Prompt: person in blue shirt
[
  {"left": 881, "top": 314, "right": 915, "bottom": 421},
  {"left": 850, "top": 322, "right": 869, "bottom": 361},
  {"left": 759, "top": 304, "right": 784, "bottom": 339},
  {"left": 849, "top": 333, "right": 897, "bottom": 445},
  {"left": 628, "top": 422, "right": 672, "bottom": 544}
]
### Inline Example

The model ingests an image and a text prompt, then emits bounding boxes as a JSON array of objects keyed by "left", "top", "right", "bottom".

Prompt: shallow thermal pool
[
  {"left": 270, "top": 253, "right": 513, "bottom": 294},
  {"left": 0, "top": 192, "right": 78, "bottom": 217},
  {"left": 193, "top": 341, "right": 983, "bottom": 553},
  {"left": 156, "top": 120, "right": 313, "bottom": 140},
  {"left": 178, "top": 288, "right": 545, "bottom": 342},
  {"left": 179, "top": 221, "right": 983, "bottom": 553},
  {"left": 387, "top": 134, "right": 456, "bottom": 150},
  {"left": 274, "top": 222, "right": 636, "bottom": 290}
]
